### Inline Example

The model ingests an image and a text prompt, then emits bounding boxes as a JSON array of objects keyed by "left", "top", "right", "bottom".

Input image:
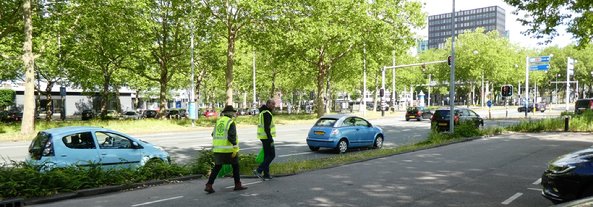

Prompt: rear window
[
  {"left": 314, "top": 118, "right": 338, "bottom": 127},
  {"left": 407, "top": 107, "right": 419, "bottom": 112},
  {"left": 433, "top": 110, "right": 454, "bottom": 119},
  {"left": 576, "top": 100, "right": 593, "bottom": 108}
]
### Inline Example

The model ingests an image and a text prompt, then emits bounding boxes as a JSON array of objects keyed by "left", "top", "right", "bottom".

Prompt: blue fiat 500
[
  {"left": 27, "top": 126, "right": 170, "bottom": 171},
  {"left": 306, "top": 114, "right": 384, "bottom": 153}
]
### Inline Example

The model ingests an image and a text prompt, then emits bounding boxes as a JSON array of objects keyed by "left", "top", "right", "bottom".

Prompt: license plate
[
  {"left": 314, "top": 131, "right": 325, "bottom": 135},
  {"left": 438, "top": 123, "right": 447, "bottom": 126},
  {"left": 409, "top": 116, "right": 416, "bottom": 118}
]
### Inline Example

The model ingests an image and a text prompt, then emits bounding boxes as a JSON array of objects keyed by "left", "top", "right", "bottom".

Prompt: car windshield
[
  {"left": 28, "top": 132, "right": 51, "bottom": 160},
  {"left": 125, "top": 111, "right": 136, "bottom": 115},
  {"left": 314, "top": 118, "right": 338, "bottom": 127}
]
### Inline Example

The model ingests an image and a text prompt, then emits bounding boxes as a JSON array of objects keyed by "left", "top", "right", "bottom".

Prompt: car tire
[
  {"left": 144, "top": 158, "right": 165, "bottom": 168},
  {"left": 373, "top": 136, "right": 383, "bottom": 149},
  {"left": 336, "top": 139, "right": 348, "bottom": 154},
  {"left": 405, "top": 118, "right": 409, "bottom": 121},
  {"left": 308, "top": 146, "right": 320, "bottom": 151},
  {"left": 417, "top": 117, "right": 422, "bottom": 121}
]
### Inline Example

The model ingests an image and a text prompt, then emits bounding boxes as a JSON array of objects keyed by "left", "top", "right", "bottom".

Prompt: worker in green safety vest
[
  {"left": 253, "top": 99, "right": 276, "bottom": 180},
  {"left": 204, "top": 105, "right": 247, "bottom": 194}
]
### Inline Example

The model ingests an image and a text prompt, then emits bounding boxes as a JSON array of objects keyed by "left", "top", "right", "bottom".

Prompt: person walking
[
  {"left": 253, "top": 99, "right": 276, "bottom": 180},
  {"left": 204, "top": 105, "right": 247, "bottom": 194}
]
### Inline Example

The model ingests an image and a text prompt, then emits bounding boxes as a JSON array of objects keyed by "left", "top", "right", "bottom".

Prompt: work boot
[
  {"left": 204, "top": 183, "right": 215, "bottom": 194},
  {"left": 234, "top": 182, "right": 248, "bottom": 191}
]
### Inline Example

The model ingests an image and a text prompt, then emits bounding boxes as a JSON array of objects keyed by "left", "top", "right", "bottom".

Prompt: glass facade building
[{"left": 428, "top": 6, "right": 506, "bottom": 49}]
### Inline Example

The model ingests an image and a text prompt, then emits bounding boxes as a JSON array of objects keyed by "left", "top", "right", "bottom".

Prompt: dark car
[
  {"left": 575, "top": 99, "right": 593, "bottom": 115},
  {"left": 142, "top": 110, "right": 158, "bottom": 119},
  {"left": 81, "top": 110, "right": 96, "bottom": 120},
  {"left": 541, "top": 147, "right": 593, "bottom": 204},
  {"left": 430, "top": 107, "right": 483, "bottom": 132},
  {"left": 1, "top": 111, "right": 23, "bottom": 123},
  {"left": 405, "top": 107, "right": 432, "bottom": 121},
  {"left": 518, "top": 102, "right": 546, "bottom": 113},
  {"left": 164, "top": 109, "right": 181, "bottom": 119}
]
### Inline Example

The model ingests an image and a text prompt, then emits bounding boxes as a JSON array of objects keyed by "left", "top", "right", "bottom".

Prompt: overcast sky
[{"left": 418, "top": 0, "right": 574, "bottom": 49}]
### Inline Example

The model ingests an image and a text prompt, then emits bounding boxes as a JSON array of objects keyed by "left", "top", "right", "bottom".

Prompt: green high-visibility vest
[
  {"left": 257, "top": 110, "right": 276, "bottom": 139},
  {"left": 212, "top": 116, "right": 237, "bottom": 153}
]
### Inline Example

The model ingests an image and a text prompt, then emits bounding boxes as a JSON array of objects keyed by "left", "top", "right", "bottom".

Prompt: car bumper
[
  {"left": 541, "top": 172, "right": 584, "bottom": 202},
  {"left": 307, "top": 138, "right": 338, "bottom": 148}
]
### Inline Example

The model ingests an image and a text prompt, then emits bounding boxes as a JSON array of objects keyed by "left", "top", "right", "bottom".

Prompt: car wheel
[
  {"left": 308, "top": 146, "right": 320, "bottom": 151},
  {"left": 336, "top": 139, "right": 348, "bottom": 154},
  {"left": 373, "top": 136, "right": 383, "bottom": 149},
  {"left": 144, "top": 158, "right": 165, "bottom": 168},
  {"left": 405, "top": 118, "right": 409, "bottom": 121}
]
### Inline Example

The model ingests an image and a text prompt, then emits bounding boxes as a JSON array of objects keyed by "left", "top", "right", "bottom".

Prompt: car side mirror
[{"left": 132, "top": 142, "right": 142, "bottom": 149}]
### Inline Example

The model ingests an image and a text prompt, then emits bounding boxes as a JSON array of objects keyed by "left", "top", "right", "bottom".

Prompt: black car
[
  {"left": 405, "top": 107, "right": 432, "bottom": 121},
  {"left": 81, "top": 109, "right": 96, "bottom": 120},
  {"left": 542, "top": 147, "right": 593, "bottom": 204},
  {"left": 575, "top": 99, "right": 593, "bottom": 115},
  {"left": 430, "top": 107, "right": 483, "bottom": 132},
  {"left": 142, "top": 110, "right": 158, "bottom": 119},
  {"left": 518, "top": 102, "right": 546, "bottom": 113},
  {"left": 1, "top": 111, "right": 23, "bottom": 123},
  {"left": 164, "top": 109, "right": 181, "bottom": 119}
]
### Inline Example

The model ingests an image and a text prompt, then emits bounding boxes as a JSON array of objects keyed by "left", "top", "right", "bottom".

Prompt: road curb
[{"left": 23, "top": 174, "right": 203, "bottom": 205}]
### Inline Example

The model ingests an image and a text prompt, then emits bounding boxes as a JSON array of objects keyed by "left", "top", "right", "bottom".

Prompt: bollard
[{"left": 564, "top": 116, "right": 570, "bottom": 132}]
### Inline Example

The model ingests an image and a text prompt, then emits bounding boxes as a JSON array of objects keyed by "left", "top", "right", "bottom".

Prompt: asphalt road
[
  {"left": 0, "top": 106, "right": 563, "bottom": 165},
  {"left": 32, "top": 132, "right": 593, "bottom": 207}
]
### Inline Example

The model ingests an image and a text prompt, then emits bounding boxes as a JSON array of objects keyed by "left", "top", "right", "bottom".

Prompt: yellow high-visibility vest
[
  {"left": 212, "top": 116, "right": 237, "bottom": 153},
  {"left": 257, "top": 110, "right": 276, "bottom": 139}
]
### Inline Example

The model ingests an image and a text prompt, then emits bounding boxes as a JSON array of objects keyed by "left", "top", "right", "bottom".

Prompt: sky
[{"left": 418, "top": 0, "right": 575, "bottom": 49}]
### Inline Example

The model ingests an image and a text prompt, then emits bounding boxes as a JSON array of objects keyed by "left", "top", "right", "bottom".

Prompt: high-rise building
[{"left": 428, "top": 6, "right": 506, "bottom": 49}]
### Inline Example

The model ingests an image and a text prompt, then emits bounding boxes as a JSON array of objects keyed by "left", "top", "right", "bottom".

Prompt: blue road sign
[
  {"left": 487, "top": 100, "right": 492, "bottom": 108},
  {"left": 529, "top": 56, "right": 551, "bottom": 63},
  {"left": 529, "top": 64, "right": 550, "bottom": 71}
]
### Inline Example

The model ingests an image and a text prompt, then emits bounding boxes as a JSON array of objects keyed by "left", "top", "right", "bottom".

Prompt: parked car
[
  {"left": 248, "top": 108, "right": 259, "bottom": 116},
  {"left": 1, "top": 111, "right": 23, "bottom": 123},
  {"left": 431, "top": 107, "right": 484, "bottom": 132},
  {"left": 575, "top": 99, "right": 593, "bottom": 115},
  {"left": 81, "top": 110, "right": 96, "bottom": 120},
  {"left": 177, "top": 109, "right": 187, "bottom": 118},
  {"left": 405, "top": 107, "right": 432, "bottom": 121},
  {"left": 541, "top": 147, "right": 593, "bottom": 204},
  {"left": 26, "top": 126, "right": 170, "bottom": 171},
  {"left": 236, "top": 108, "right": 248, "bottom": 116},
  {"left": 164, "top": 109, "right": 182, "bottom": 119},
  {"left": 203, "top": 109, "right": 217, "bottom": 118},
  {"left": 518, "top": 102, "right": 546, "bottom": 113},
  {"left": 142, "top": 110, "right": 158, "bottom": 119},
  {"left": 306, "top": 114, "right": 384, "bottom": 153},
  {"left": 121, "top": 111, "right": 141, "bottom": 120}
]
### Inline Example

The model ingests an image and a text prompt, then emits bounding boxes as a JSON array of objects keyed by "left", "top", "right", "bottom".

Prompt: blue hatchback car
[
  {"left": 306, "top": 114, "right": 384, "bottom": 153},
  {"left": 27, "top": 126, "right": 170, "bottom": 170}
]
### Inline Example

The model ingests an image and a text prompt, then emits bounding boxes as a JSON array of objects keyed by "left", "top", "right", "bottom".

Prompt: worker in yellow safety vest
[
  {"left": 253, "top": 99, "right": 276, "bottom": 180},
  {"left": 204, "top": 105, "right": 247, "bottom": 193}
]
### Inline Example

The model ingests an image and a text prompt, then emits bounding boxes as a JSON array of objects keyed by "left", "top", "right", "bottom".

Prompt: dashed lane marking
[
  {"left": 131, "top": 196, "right": 183, "bottom": 207},
  {"left": 532, "top": 178, "right": 541, "bottom": 185},
  {"left": 501, "top": 192, "right": 523, "bottom": 205},
  {"left": 527, "top": 188, "right": 541, "bottom": 191}
]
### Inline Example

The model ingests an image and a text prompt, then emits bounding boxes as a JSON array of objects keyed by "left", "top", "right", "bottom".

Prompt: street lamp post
[{"left": 449, "top": 0, "right": 456, "bottom": 133}]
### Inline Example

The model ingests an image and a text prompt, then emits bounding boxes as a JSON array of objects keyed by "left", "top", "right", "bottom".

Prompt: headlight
[
  {"left": 331, "top": 129, "right": 339, "bottom": 136},
  {"left": 548, "top": 165, "right": 575, "bottom": 174}
]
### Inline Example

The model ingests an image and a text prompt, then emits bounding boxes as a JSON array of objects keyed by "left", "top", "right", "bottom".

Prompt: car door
[
  {"left": 458, "top": 109, "right": 471, "bottom": 125},
  {"left": 354, "top": 117, "right": 374, "bottom": 146},
  {"left": 467, "top": 110, "right": 482, "bottom": 127},
  {"left": 58, "top": 131, "right": 101, "bottom": 167},
  {"left": 95, "top": 131, "right": 142, "bottom": 169},
  {"left": 339, "top": 117, "right": 360, "bottom": 146}
]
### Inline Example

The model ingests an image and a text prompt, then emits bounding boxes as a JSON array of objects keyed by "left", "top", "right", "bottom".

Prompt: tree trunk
[
  {"left": 225, "top": 33, "right": 235, "bottom": 106},
  {"left": 325, "top": 69, "right": 332, "bottom": 113},
  {"left": 100, "top": 71, "right": 110, "bottom": 118},
  {"left": 45, "top": 81, "right": 54, "bottom": 121},
  {"left": 114, "top": 87, "right": 122, "bottom": 111},
  {"left": 21, "top": 0, "right": 35, "bottom": 135},
  {"left": 159, "top": 71, "right": 168, "bottom": 117}
]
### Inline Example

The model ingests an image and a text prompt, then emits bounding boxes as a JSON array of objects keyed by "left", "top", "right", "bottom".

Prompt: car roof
[
  {"left": 435, "top": 107, "right": 470, "bottom": 111},
  {"left": 42, "top": 126, "right": 106, "bottom": 136},
  {"left": 319, "top": 114, "right": 356, "bottom": 120}
]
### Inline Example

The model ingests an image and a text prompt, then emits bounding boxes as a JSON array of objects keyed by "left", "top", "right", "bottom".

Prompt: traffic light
[
  {"left": 501, "top": 85, "right": 513, "bottom": 97},
  {"left": 447, "top": 55, "right": 452, "bottom": 66},
  {"left": 379, "top": 88, "right": 385, "bottom": 97}
]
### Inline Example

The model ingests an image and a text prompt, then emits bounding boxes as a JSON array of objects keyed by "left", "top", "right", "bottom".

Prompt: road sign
[
  {"left": 529, "top": 56, "right": 551, "bottom": 63},
  {"left": 487, "top": 100, "right": 492, "bottom": 108},
  {"left": 529, "top": 64, "right": 550, "bottom": 71}
]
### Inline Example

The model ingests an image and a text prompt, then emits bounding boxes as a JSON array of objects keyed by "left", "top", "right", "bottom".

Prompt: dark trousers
[
  {"left": 207, "top": 163, "right": 241, "bottom": 184},
  {"left": 257, "top": 138, "right": 275, "bottom": 176}
]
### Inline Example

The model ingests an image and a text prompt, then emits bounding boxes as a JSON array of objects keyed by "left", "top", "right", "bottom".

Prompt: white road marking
[
  {"left": 527, "top": 188, "right": 541, "bottom": 191},
  {"left": 532, "top": 178, "right": 541, "bottom": 185},
  {"left": 131, "top": 196, "right": 183, "bottom": 207},
  {"left": 501, "top": 192, "right": 523, "bottom": 205},
  {"left": 225, "top": 181, "right": 262, "bottom": 189},
  {"left": 278, "top": 152, "right": 313, "bottom": 157}
]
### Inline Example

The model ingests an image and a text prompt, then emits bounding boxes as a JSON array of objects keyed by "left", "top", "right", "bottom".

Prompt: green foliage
[{"left": 0, "top": 89, "right": 15, "bottom": 109}]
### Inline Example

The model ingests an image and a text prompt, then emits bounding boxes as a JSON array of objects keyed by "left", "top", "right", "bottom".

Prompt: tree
[
  {"left": 0, "top": 0, "right": 23, "bottom": 82},
  {"left": 20, "top": 0, "right": 35, "bottom": 134},
  {"left": 504, "top": 0, "right": 593, "bottom": 47}
]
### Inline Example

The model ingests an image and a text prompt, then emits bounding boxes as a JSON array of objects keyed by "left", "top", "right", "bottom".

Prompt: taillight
[
  {"left": 331, "top": 129, "right": 339, "bottom": 136},
  {"left": 417, "top": 111, "right": 421, "bottom": 116},
  {"left": 454, "top": 115, "right": 459, "bottom": 123},
  {"left": 42, "top": 140, "right": 54, "bottom": 156}
]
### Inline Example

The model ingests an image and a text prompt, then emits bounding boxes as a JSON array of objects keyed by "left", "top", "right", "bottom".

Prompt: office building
[{"left": 428, "top": 6, "right": 506, "bottom": 49}]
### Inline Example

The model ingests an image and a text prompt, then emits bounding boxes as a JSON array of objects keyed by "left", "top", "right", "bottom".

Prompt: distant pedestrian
[
  {"left": 204, "top": 105, "right": 247, "bottom": 194},
  {"left": 253, "top": 99, "right": 276, "bottom": 180}
]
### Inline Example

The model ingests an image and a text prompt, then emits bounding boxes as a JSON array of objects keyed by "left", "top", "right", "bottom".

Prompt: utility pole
[
  {"left": 253, "top": 50, "right": 256, "bottom": 107},
  {"left": 392, "top": 51, "right": 396, "bottom": 112},
  {"left": 361, "top": 42, "right": 367, "bottom": 115},
  {"left": 189, "top": 2, "right": 196, "bottom": 126}
]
